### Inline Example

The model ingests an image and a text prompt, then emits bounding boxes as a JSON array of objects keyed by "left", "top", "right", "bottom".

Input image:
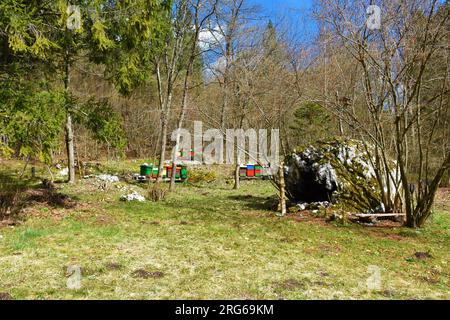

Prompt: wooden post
[{"left": 279, "top": 161, "right": 287, "bottom": 216}]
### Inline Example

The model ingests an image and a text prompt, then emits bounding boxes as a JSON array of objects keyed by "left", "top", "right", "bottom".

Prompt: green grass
[{"left": 0, "top": 162, "right": 449, "bottom": 300}]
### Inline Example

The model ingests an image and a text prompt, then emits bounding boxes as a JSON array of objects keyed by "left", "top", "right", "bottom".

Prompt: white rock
[
  {"left": 120, "top": 192, "right": 145, "bottom": 202},
  {"left": 58, "top": 167, "right": 69, "bottom": 176},
  {"left": 96, "top": 174, "right": 120, "bottom": 183}
]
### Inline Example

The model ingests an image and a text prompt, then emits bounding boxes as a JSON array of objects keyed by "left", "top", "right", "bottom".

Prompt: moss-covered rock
[{"left": 284, "top": 139, "right": 397, "bottom": 213}]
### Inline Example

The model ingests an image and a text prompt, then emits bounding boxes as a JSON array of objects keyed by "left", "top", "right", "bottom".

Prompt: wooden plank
[{"left": 352, "top": 213, "right": 406, "bottom": 218}]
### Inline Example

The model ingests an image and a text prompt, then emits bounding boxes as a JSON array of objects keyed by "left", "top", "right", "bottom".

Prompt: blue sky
[
  {"left": 251, "top": 0, "right": 314, "bottom": 14},
  {"left": 249, "top": 0, "right": 318, "bottom": 40}
]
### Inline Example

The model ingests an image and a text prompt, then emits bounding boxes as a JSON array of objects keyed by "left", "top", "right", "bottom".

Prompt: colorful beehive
[
  {"left": 140, "top": 165, "right": 152, "bottom": 177},
  {"left": 237, "top": 164, "right": 270, "bottom": 179},
  {"left": 166, "top": 165, "right": 173, "bottom": 178},
  {"left": 247, "top": 165, "right": 255, "bottom": 177},
  {"left": 180, "top": 165, "right": 188, "bottom": 179},
  {"left": 239, "top": 166, "right": 247, "bottom": 177},
  {"left": 139, "top": 164, "right": 188, "bottom": 182},
  {"left": 163, "top": 165, "right": 188, "bottom": 180},
  {"left": 151, "top": 166, "right": 159, "bottom": 179},
  {"left": 255, "top": 165, "right": 262, "bottom": 177}
]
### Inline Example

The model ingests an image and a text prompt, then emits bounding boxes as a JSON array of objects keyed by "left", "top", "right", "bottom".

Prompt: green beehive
[
  {"left": 255, "top": 165, "right": 262, "bottom": 177},
  {"left": 180, "top": 165, "right": 188, "bottom": 179},
  {"left": 140, "top": 165, "right": 152, "bottom": 176}
]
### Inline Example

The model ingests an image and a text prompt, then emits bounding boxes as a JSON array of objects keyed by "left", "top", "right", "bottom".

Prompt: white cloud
[{"left": 198, "top": 25, "right": 224, "bottom": 51}]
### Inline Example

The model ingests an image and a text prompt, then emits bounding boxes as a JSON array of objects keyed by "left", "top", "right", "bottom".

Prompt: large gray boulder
[{"left": 284, "top": 139, "right": 398, "bottom": 213}]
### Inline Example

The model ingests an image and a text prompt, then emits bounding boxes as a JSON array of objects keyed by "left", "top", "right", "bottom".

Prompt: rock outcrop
[{"left": 284, "top": 139, "right": 399, "bottom": 213}]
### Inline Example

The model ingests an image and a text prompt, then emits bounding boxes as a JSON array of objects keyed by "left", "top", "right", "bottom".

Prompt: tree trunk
[
  {"left": 156, "top": 110, "right": 170, "bottom": 183},
  {"left": 65, "top": 113, "right": 76, "bottom": 184},
  {"left": 170, "top": 0, "right": 205, "bottom": 190},
  {"left": 64, "top": 51, "right": 75, "bottom": 184},
  {"left": 170, "top": 72, "right": 189, "bottom": 190},
  {"left": 233, "top": 163, "right": 240, "bottom": 189}
]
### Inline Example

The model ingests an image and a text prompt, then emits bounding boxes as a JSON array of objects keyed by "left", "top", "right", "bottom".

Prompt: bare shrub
[
  {"left": 148, "top": 184, "right": 168, "bottom": 202},
  {"left": 0, "top": 183, "right": 23, "bottom": 221}
]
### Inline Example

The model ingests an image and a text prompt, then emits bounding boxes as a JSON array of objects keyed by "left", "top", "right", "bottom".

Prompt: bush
[
  {"left": 148, "top": 183, "right": 168, "bottom": 202},
  {"left": 188, "top": 169, "right": 217, "bottom": 183},
  {"left": 0, "top": 182, "right": 23, "bottom": 221}
]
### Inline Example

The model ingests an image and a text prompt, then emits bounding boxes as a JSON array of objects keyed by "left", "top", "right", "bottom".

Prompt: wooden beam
[{"left": 352, "top": 213, "right": 406, "bottom": 218}]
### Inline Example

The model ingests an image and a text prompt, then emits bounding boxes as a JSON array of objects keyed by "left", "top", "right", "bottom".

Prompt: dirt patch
[
  {"left": 105, "top": 262, "right": 122, "bottom": 270},
  {"left": 95, "top": 214, "right": 114, "bottom": 226},
  {"left": 0, "top": 219, "right": 21, "bottom": 228},
  {"left": 366, "top": 229, "right": 406, "bottom": 241},
  {"left": 25, "top": 189, "right": 77, "bottom": 209},
  {"left": 278, "top": 236, "right": 299, "bottom": 243},
  {"left": 319, "top": 244, "right": 342, "bottom": 254},
  {"left": 380, "top": 289, "right": 396, "bottom": 297},
  {"left": 273, "top": 279, "right": 305, "bottom": 291},
  {"left": 140, "top": 219, "right": 161, "bottom": 226},
  {"left": 240, "top": 210, "right": 271, "bottom": 218},
  {"left": 0, "top": 292, "right": 12, "bottom": 300},
  {"left": 419, "top": 276, "right": 439, "bottom": 284},
  {"left": 384, "top": 233, "right": 405, "bottom": 241},
  {"left": 273, "top": 277, "right": 329, "bottom": 291},
  {"left": 288, "top": 211, "right": 330, "bottom": 227},
  {"left": 317, "top": 271, "right": 330, "bottom": 277},
  {"left": 132, "top": 269, "right": 165, "bottom": 279},
  {"left": 414, "top": 252, "right": 432, "bottom": 260}
]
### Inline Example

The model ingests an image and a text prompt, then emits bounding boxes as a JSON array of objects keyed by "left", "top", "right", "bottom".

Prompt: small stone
[{"left": 120, "top": 192, "right": 145, "bottom": 202}]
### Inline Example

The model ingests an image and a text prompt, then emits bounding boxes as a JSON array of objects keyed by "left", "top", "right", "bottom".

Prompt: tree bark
[
  {"left": 64, "top": 52, "right": 75, "bottom": 184},
  {"left": 65, "top": 113, "right": 75, "bottom": 184},
  {"left": 233, "top": 164, "right": 240, "bottom": 189}
]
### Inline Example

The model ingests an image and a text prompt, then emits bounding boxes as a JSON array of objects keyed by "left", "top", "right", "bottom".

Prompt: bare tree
[
  {"left": 315, "top": 0, "right": 450, "bottom": 227},
  {"left": 170, "top": 0, "right": 218, "bottom": 190},
  {"left": 154, "top": 0, "right": 191, "bottom": 183}
]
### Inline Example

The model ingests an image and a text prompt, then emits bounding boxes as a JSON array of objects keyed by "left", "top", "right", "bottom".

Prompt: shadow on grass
[
  {"left": 228, "top": 194, "right": 276, "bottom": 211},
  {"left": 1, "top": 171, "right": 79, "bottom": 222}
]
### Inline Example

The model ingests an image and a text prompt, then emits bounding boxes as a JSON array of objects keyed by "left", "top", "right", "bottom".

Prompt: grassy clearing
[{"left": 0, "top": 160, "right": 449, "bottom": 300}]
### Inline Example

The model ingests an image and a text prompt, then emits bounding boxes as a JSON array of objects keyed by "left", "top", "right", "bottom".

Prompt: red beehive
[{"left": 247, "top": 165, "right": 255, "bottom": 177}]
